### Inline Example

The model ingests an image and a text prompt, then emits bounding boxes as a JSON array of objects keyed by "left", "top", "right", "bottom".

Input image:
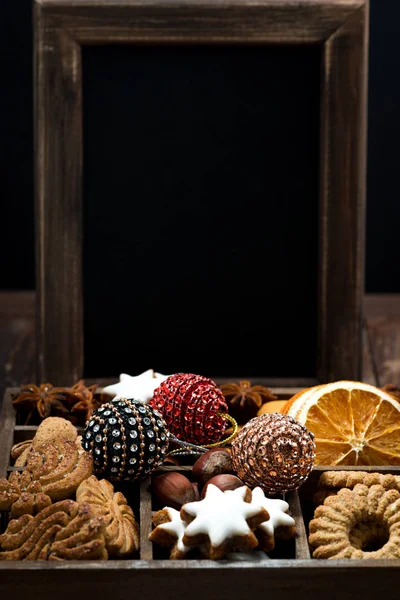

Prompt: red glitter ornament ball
[{"left": 149, "top": 373, "right": 229, "bottom": 445}]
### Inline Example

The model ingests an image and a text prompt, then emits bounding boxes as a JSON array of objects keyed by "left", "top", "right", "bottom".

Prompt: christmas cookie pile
[
  {"left": 5, "top": 370, "right": 400, "bottom": 562},
  {"left": 0, "top": 417, "right": 140, "bottom": 561}
]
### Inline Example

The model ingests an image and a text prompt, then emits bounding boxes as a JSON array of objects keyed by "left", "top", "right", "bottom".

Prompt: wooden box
[{"left": 2, "top": 387, "right": 400, "bottom": 600}]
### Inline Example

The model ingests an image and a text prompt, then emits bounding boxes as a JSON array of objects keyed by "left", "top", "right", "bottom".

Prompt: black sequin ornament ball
[{"left": 82, "top": 398, "right": 170, "bottom": 482}]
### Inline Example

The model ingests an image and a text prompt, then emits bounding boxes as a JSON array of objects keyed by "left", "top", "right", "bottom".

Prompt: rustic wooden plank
[
  {"left": 363, "top": 295, "right": 400, "bottom": 387},
  {"left": 1, "top": 560, "right": 400, "bottom": 600},
  {"left": 0, "top": 389, "right": 16, "bottom": 477},
  {"left": 364, "top": 294, "right": 400, "bottom": 319},
  {"left": 362, "top": 316, "right": 379, "bottom": 385},
  {"left": 0, "top": 291, "right": 35, "bottom": 319},
  {"left": 287, "top": 491, "right": 310, "bottom": 560},
  {"left": 0, "top": 293, "right": 35, "bottom": 408},
  {"left": 36, "top": 0, "right": 365, "bottom": 44},
  {"left": 35, "top": 6, "right": 83, "bottom": 384},
  {"left": 317, "top": 3, "right": 368, "bottom": 382},
  {"left": 139, "top": 476, "right": 154, "bottom": 560}
]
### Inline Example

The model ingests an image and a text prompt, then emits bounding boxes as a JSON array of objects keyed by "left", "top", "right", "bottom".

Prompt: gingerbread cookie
[
  {"left": 180, "top": 484, "right": 270, "bottom": 560},
  {"left": 251, "top": 487, "right": 295, "bottom": 551},
  {"left": 76, "top": 475, "right": 139, "bottom": 557}
]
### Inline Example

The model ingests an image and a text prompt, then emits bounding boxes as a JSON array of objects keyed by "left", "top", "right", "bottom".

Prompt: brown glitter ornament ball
[{"left": 230, "top": 413, "right": 315, "bottom": 495}]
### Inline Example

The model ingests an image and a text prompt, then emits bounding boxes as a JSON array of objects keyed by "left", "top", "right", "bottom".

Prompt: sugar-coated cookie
[
  {"left": 251, "top": 487, "right": 296, "bottom": 551},
  {"left": 180, "top": 484, "right": 270, "bottom": 560},
  {"left": 149, "top": 507, "right": 191, "bottom": 559}
]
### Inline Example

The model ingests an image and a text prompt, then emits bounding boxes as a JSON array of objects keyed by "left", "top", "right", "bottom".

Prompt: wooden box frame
[
  {"left": 35, "top": 0, "right": 369, "bottom": 385},
  {"left": 2, "top": 386, "right": 400, "bottom": 599}
]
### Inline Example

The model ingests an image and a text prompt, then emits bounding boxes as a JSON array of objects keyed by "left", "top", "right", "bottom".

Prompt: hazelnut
[
  {"left": 152, "top": 472, "right": 198, "bottom": 510},
  {"left": 192, "top": 448, "right": 233, "bottom": 486},
  {"left": 191, "top": 482, "right": 200, "bottom": 501},
  {"left": 201, "top": 474, "right": 245, "bottom": 498}
]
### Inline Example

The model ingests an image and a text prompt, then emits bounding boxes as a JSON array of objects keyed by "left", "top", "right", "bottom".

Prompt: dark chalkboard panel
[{"left": 82, "top": 45, "right": 320, "bottom": 380}]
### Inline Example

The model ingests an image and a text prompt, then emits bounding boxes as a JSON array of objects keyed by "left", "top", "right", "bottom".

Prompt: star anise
[
  {"left": 12, "top": 380, "right": 105, "bottom": 426},
  {"left": 12, "top": 383, "right": 71, "bottom": 424},
  {"left": 220, "top": 380, "right": 277, "bottom": 424},
  {"left": 69, "top": 379, "right": 102, "bottom": 424}
]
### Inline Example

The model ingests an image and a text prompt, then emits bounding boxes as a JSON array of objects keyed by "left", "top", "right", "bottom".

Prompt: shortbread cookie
[
  {"left": 49, "top": 503, "right": 108, "bottom": 560},
  {"left": 314, "top": 471, "right": 400, "bottom": 507},
  {"left": 28, "top": 438, "right": 93, "bottom": 500},
  {"left": 12, "top": 418, "right": 78, "bottom": 468},
  {"left": 76, "top": 475, "right": 139, "bottom": 557},
  {"left": 3, "top": 419, "right": 92, "bottom": 515},
  {"left": 251, "top": 487, "right": 296, "bottom": 551},
  {"left": 11, "top": 440, "right": 32, "bottom": 463},
  {"left": 149, "top": 507, "right": 191, "bottom": 559},
  {"left": 20, "top": 438, "right": 93, "bottom": 501},
  {"left": 180, "top": 484, "right": 270, "bottom": 560},
  {"left": 309, "top": 484, "right": 400, "bottom": 559},
  {"left": 0, "top": 471, "right": 51, "bottom": 517},
  {"left": 0, "top": 500, "right": 77, "bottom": 560},
  {"left": 0, "top": 477, "right": 20, "bottom": 511},
  {"left": 0, "top": 500, "right": 107, "bottom": 561},
  {"left": 318, "top": 470, "right": 400, "bottom": 491},
  {"left": 10, "top": 480, "right": 52, "bottom": 518}
]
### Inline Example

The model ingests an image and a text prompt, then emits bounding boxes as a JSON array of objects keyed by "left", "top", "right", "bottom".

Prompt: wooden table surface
[{"left": 1, "top": 291, "right": 399, "bottom": 412}]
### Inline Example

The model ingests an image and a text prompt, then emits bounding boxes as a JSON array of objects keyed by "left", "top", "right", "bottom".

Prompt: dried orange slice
[
  {"left": 257, "top": 400, "right": 287, "bottom": 415},
  {"left": 284, "top": 381, "right": 400, "bottom": 465}
]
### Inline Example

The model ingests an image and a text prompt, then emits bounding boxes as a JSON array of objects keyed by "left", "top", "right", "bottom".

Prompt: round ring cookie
[{"left": 309, "top": 483, "right": 400, "bottom": 559}]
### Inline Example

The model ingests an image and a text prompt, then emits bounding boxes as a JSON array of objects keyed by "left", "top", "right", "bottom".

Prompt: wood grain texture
[
  {"left": 35, "top": 7, "right": 83, "bottom": 384},
  {"left": 287, "top": 490, "right": 310, "bottom": 559},
  {"left": 139, "top": 476, "right": 154, "bottom": 560},
  {"left": 35, "top": 0, "right": 365, "bottom": 44},
  {"left": 317, "top": 3, "right": 369, "bottom": 382},
  {"left": 1, "top": 561, "right": 400, "bottom": 600},
  {"left": 0, "top": 390, "right": 15, "bottom": 477},
  {"left": 35, "top": 0, "right": 368, "bottom": 384}
]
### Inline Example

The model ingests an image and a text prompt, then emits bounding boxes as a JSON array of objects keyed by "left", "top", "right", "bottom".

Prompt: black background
[
  {"left": 1, "top": 0, "right": 399, "bottom": 294},
  {"left": 82, "top": 45, "right": 320, "bottom": 378}
]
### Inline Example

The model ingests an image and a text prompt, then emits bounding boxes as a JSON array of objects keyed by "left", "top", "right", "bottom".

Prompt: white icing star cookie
[
  {"left": 180, "top": 484, "right": 270, "bottom": 560},
  {"left": 149, "top": 506, "right": 190, "bottom": 559},
  {"left": 102, "top": 369, "right": 169, "bottom": 404},
  {"left": 251, "top": 486, "right": 296, "bottom": 551}
]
